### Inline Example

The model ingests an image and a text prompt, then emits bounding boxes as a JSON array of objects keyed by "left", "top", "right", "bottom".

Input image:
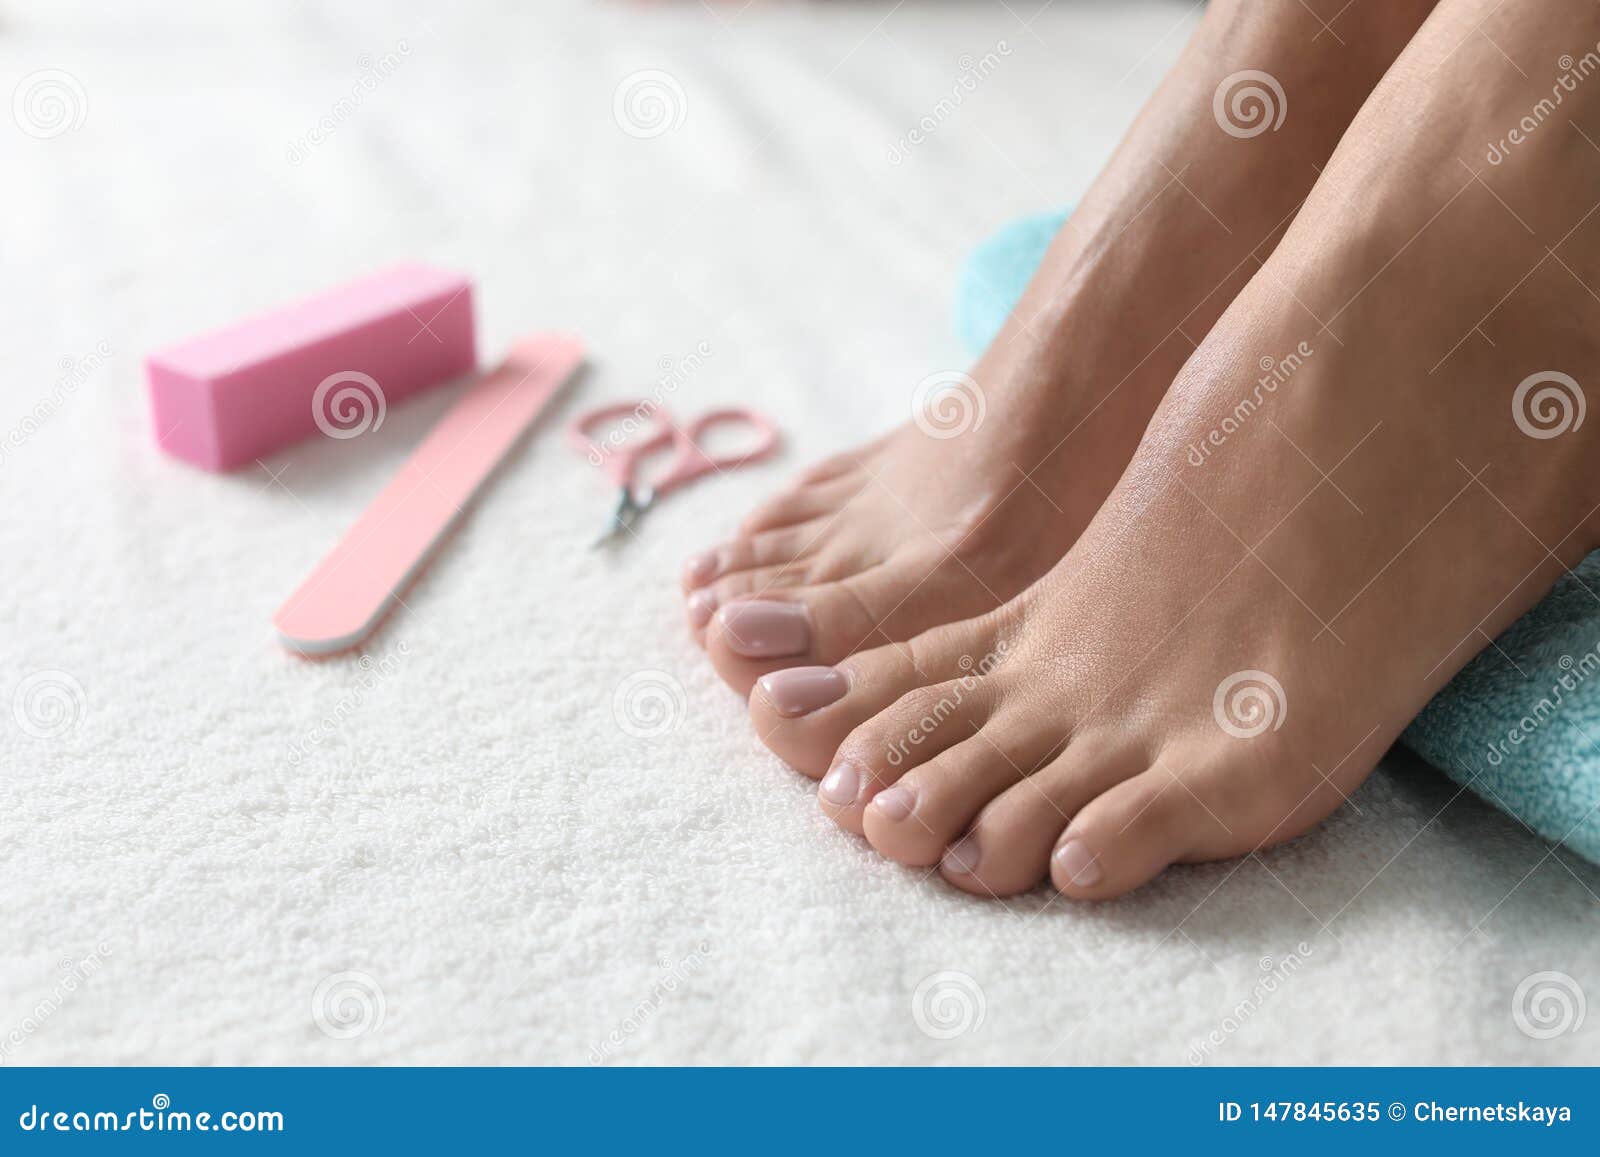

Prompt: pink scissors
[{"left": 566, "top": 400, "right": 780, "bottom": 546}]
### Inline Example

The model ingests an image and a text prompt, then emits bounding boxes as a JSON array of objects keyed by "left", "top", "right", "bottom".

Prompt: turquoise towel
[{"left": 955, "top": 209, "right": 1600, "bottom": 863}]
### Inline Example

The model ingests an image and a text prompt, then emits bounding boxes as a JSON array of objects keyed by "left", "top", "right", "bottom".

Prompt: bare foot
[
  {"left": 752, "top": 0, "right": 1600, "bottom": 897},
  {"left": 684, "top": 0, "right": 1438, "bottom": 696}
]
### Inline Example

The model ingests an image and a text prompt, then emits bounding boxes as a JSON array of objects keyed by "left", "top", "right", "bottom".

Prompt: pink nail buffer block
[
  {"left": 273, "top": 334, "right": 586, "bottom": 656},
  {"left": 145, "top": 264, "right": 475, "bottom": 470}
]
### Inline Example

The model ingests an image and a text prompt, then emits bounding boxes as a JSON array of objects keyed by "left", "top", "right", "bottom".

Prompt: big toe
[{"left": 747, "top": 609, "right": 1012, "bottom": 779}]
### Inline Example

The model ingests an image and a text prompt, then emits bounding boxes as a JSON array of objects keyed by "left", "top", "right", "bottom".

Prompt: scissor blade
[
  {"left": 589, "top": 521, "right": 627, "bottom": 550},
  {"left": 589, "top": 489, "right": 648, "bottom": 549}
]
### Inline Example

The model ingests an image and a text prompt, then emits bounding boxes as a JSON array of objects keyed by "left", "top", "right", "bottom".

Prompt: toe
[
  {"left": 862, "top": 712, "right": 1063, "bottom": 868},
  {"left": 739, "top": 474, "right": 865, "bottom": 536},
  {"left": 1048, "top": 767, "right": 1222, "bottom": 900},
  {"left": 818, "top": 674, "right": 997, "bottom": 836},
  {"left": 938, "top": 735, "right": 1147, "bottom": 898},
  {"left": 686, "top": 567, "right": 809, "bottom": 643},
  {"left": 749, "top": 613, "right": 1007, "bottom": 777},
  {"left": 705, "top": 548, "right": 1000, "bottom": 696},
  {"left": 681, "top": 524, "right": 822, "bottom": 592}
]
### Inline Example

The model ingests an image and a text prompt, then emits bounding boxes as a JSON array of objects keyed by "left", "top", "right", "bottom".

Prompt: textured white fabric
[{"left": 2, "top": 0, "right": 1597, "bottom": 1065}]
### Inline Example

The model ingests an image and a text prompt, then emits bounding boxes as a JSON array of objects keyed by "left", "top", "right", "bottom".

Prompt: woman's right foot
[
  {"left": 684, "top": 0, "right": 1441, "bottom": 698},
  {"left": 751, "top": 0, "right": 1600, "bottom": 896}
]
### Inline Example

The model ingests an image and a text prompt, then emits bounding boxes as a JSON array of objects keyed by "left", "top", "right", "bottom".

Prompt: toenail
[
  {"left": 818, "top": 761, "right": 860, "bottom": 806},
  {"left": 1054, "top": 838, "right": 1103, "bottom": 888},
  {"left": 942, "top": 836, "right": 981, "bottom": 875},
  {"left": 683, "top": 550, "right": 720, "bottom": 585},
  {"left": 686, "top": 589, "right": 718, "bottom": 629},
  {"left": 756, "top": 666, "right": 847, "bottom": 717},
  {"left": 870, "top": 784, "right": 915, "bottom": 821},
  {"left": 715, "top": 600, "right": 811, "bottom": 659}
]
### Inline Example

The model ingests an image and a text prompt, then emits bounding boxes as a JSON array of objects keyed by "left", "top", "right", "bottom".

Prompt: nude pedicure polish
[
  {"left": 819, "top": 761, "right": 860, "bottom": 806},
  {"left": 686, "top": 589, "right": 718, "bottom": 628},
  {"left": 1054, "top": 838, "right": 1103, "bottom": 887},
  {"left": 716, "top": 600, "right": 811, "bottom": 658},
  {"left": 756, "top": 666, "right": 847, "bottom": 717}
]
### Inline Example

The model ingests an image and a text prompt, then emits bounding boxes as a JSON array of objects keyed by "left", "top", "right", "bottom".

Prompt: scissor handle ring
[
  {"left": 680, "top": 408, "right": 780, "bottom": 470},
  {"left": 564, "top": 401, "right": 673, "bottom": 458}
]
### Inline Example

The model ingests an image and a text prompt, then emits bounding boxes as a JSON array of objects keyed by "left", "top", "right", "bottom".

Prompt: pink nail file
[{"left": 273, "top": 334, "right": 586, "bottom": 656}]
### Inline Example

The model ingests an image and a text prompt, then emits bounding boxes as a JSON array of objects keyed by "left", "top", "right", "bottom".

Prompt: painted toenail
[
  {"left": 943, "top": 837, "right": 981, "bottom": 875},
  {"left": 1054, "top": 838, "right": 1103, "bottom": 888},
  {"left": 818, "top": 761, "right": 860, "bottom": 806},
  {"left": 756, "top": 666, "right": 847, "bottom": 717},
  {"left": 686, "top": 589, "right": 718, "bottom": 629},
  {"left": 870, "top": 784, "right": 915, "bottom": 821},
  {"left": 683, "top": 550, "right": 720, "bottom": 585},
  {"left": 715, "top": 600, "right": 811, "bottom": 658}
]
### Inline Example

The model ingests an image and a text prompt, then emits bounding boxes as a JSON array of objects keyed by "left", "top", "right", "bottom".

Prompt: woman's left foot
[
  {"left": 750, "top": 0, "right": 1600, "bottom": 897},
  {"left": 681, "top": 0, "right": 1441, "bottom": 698}
]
